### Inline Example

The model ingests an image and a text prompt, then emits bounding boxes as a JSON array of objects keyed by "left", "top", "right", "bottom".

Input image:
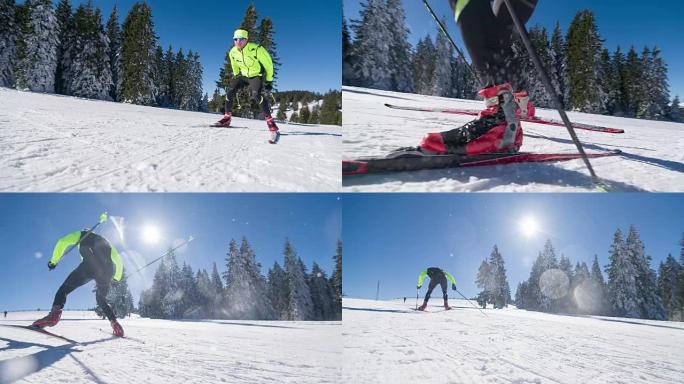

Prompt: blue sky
[
  {"left": 58, "top": 0, "right": 341, "bottom": 94},
  {"left": 344, "top": 0, "right": 684, "bottom": 101},
  {"left": 343, "top": 194, "right": 683, "bottom": 300},
  {"left": 0, "top": 194, "right": 341, "bottom": 311}
]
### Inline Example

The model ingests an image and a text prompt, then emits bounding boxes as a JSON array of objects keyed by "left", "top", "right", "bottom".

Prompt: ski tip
[{"left": 342, "top": 160, "right": 369, "bottom": 175}]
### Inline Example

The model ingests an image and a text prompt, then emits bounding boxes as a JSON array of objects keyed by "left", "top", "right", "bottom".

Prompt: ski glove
[
  {"left": 416, "top": 285, "right": 422, "bottom": 289},
  {"left": 264, "top": 81, "right": 273, "bottom": 92},
  {"left": 48, "top": 262, "right": 56, "bottom": 270},
  {"left": 452, "top": 284, "right": 457, "bottom": 291}
]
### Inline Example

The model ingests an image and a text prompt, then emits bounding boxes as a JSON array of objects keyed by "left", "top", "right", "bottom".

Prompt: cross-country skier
[
  {"left": 404, "top": 0, "right": 538, "bottom": 156},
  {"left": 3, "top": 311, "right": 6, "bottom": 318},
  {"left": 33, "top": 229, "right": 125, "bottom": 337},
  {"left": 214, "top": 28, "right": 281, "bottom": 144},
  {"left": 416, "top": 267, "right": 458, "bottom": 311}
]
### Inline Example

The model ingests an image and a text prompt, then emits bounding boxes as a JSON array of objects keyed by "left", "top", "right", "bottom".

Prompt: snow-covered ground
[
  {"left": 342, "top": 298, "right": 684, "bottom": 383},
  {"left": 0, "top": 311, "right": 340, "bottom": 384},
  {"left": 342, "top": 87, "right": 684, "bottom": 192},
  {"left": 0, "top": 88, "right": 341, "bottom": 192}
]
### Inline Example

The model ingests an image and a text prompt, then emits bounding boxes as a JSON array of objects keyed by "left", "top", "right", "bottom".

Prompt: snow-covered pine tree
[
  {"left": 431, "top": 19, "right": 453, "bottom": 97},
  {"left": 200, "top": 92, "right": 209, "bottom": 112},
  {"left": 330, "top": 240, "right": 342, "bottom": 320},
  {"left": 178, "top": 262, "right": 201, "bottom": 318},
  {"left": 194, "top": 268, "right": 212, "bottom": 318},
  {"left": 590, "top": 254, "right": 608, "bottom": 315},
  {"left": 525, "top": 26, "right": 554, "bottom": 108},
  {"left": 350, "top": 0, "right": 392, "bottom": 90},
  {"left": 53, "top": 0, "right": 72, "bottom": 94},
  {"left": 210, "top": 261, "right": 224, "bottom": 317},
  {"left": 526, "top": 240, "right": 561, "bottom": 312},
  {"left": 668, "top": 96, "right": 683, "bottom": 122},
  {"left": 257, "top": 17, "right": 279, "bottom": 89},
  {"left": 67, "top": 4, "right": 112, "bottom": 100},
  {"left": 267, "top": 262, "right": 288, "bottom": 320},
  {"left": 549, "top": 22, "right": 567, "bottom": 107},
  {"left": 160, "top": 250, "right": 182, "bottom": 318},
  {"left": 172, "top": 49, "right": 189, "bottom": 109},
  {"left": 308, "top": 263, "right": 335, "bottom": 320},
  {"left": 626, "top": 225, "right": 665, "bottom": 320},
  {"left": 475, "top": 259, "right": 493, "bottom": 308},
  {"left": 514, "top": 281, "right": 528, "bottom": 309},
  {"left": 223, "top": 238, "right": 275, "bottom": 320},
  {"left": 649, "top": 47, "right": 670, "bottom": 120},
  {"left": 657, "top": 254, "right": 682, "bottom": 321},
  {"left": 121, "top": 2, "right": 157, "bottom": 105},
  {"left": 605, "top": 228, "right": 639, "bottom": 318},
  {"left": 106, "top": 5, "right": 122, "bottom": 101},
  {"left": 15, "top": 0, "right": 59, "bottom": 93},
  {"left": 413, "top": 36, "right": 436, "bottom": 95},
  {"left": 566, "top": 10, "right": 604, "bottom": 113},
  {"left": 342, "top": 16, "right": 356, "bottom": 86},
  {"left": 289, "top": 111, "right": 299, "bottom": 123},
  {"left": 300, "top": 103, "right": 311, "bottom": 124},
  {"left": 283, "top": 239, "right": 313, "bottom": 320},
  {"left": 386, "top": 0, "right": 413, "bottom": 93},
  {"left": 0, "top": 0, "right": 16, "bottom": 87},
  {"left": 189, "top": 51, "right": 203, "bottom": 111},
  {"left": 99, "top": 271, "right": 134, "bottom": 318},
  {"left": 621, "top": 46, "right": 642, "bottom": 118},
  {"left": 310, "top": 105, "right": 320, "bottom": 124},
  {"left": 489, "top": 246, "right": 511, "bottom": 309},
  {"left": 604, "top": 47, "right": 626, "bottom": 116}
]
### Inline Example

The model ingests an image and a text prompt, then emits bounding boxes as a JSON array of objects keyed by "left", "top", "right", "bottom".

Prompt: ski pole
[
  {"left": 58, "top": 212, "right": 109, "bottom": 264},
  {"left": 455, "top": 288, "right": 488, "bottom": 317},
  {"left": 502, "top": 0, "right": 601, "bottom": 186},
  {"left": 130, "top": 236, "right": 194, "bottom": 275},
  {"left": 415, "top": 288, "right": 419, "bottom": 310},
  {"left": 421, "top": 0, "right": 482, "bottom": 85}
]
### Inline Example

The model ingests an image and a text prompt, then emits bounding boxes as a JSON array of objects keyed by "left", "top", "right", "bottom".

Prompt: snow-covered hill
[
  {"left": 0, "top": 88, "right": 341, "bottom": 192},
  {"left": 342, "top": 298, "right": 684, "bottom": 383},
  {"left": 342, "top": 87, "right": 684, "bottom": 192},
  {"left": 0, "top": 311, "right": 340, "bottom": 383}
]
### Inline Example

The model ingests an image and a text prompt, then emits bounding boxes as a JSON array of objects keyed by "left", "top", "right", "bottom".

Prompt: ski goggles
[{"left": 233, "top": 37, "right": 247, "bottom": 42}]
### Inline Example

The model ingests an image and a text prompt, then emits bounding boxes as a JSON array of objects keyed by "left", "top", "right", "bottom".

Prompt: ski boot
[
  {"left": 444, "top": 299, "right": 452, "bottom": 311},
  {"left": 514, "top": 90, "right": 535, "bottom": 118},
  {"left": 32, "top": 305, "right": 62, "bottom": 328},
  {"left": 111, "top": 320, "right": 124, "bottom": 337},
  {"left": 213, "top": 112, "right": 231, "bottom": 128},
  {"left": 417, "top": 302, "right": 427, "bottom": 311},
  {"left": 266, "top": 116, "right": 280, "bottom": 144},
  {"left": 418, "top": 83, "right": 523, "bottom": 156}
]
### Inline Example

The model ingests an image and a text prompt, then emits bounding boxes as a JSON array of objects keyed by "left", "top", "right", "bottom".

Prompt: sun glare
[
  {"left": 520, "top": 216, "right": 538, "bottom": 237},
  {"left": 142, "top": 224, "right": 161, "bottom": 244}
]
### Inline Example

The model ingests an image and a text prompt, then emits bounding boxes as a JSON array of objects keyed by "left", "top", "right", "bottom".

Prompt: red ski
[
  {"left": 0, "top": 324, "right": 80, "bottom": 344},
  {"left": 384, "top": 103, "right": 625, "bottom": 134},
  {"left": 343, "top": 150, "right": 622, "bottom": 175}
]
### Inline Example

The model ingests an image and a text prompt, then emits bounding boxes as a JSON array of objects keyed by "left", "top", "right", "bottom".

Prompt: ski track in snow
[
  {"left": 0, "top": 312, "right": 340, "bottom": 384},
  {"left": 0, "top": 88, "right": 341, "bottom": 192},
  {"left": 343, "top": 298, "right": 684, "bottom": 384},
  {"left": 342, "top": 87, "right": 684, "bottom": 192}
]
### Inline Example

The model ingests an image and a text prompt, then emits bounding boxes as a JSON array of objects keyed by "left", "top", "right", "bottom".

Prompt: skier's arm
[
  {"left": 256, "top": 46, "right": 274, "bottom": 82},
  {"left": 110, "top": 246, "right": 123, "bottom": 282},
  {"left": 416, "top": 270, "right": 428, "bottom": 289},
  {"left": 450, "top": 0, "right": 472, "bottom": 23},
  {"left": 50, "top": 231, "right": 81, "bottom": 266},
  {"left": 445, "top": 272, "right": 457, "bottom": 290}
]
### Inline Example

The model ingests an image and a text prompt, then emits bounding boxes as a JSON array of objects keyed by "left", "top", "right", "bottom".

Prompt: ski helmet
[{"left": 233, "top": 29, "right": 248, "bottom": 40}]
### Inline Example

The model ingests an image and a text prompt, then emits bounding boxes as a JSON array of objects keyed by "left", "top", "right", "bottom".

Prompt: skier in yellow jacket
[
  {"left": 214, "top": 28, "right": 280, "bottom": 144},
  {"left": 33, "top": 229, "right": 125, "bottom": 337}
]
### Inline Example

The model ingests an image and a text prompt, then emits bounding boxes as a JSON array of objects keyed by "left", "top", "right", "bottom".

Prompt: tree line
[
  {"left": 0, "top": 0, "right": 207, "bottom": 111},
  {"left": 343, "top": 1, "right": 683, "bottom": 122},
  {"left": 107, "top": 237, "right": 342, "bottom": 321}
]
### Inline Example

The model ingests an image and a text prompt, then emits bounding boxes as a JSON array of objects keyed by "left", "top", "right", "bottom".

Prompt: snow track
[{"left": 0, "top": 88, "right": 341, "bottom": 192}]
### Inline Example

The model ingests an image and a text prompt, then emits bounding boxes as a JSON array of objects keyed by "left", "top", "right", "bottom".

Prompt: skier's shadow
[
  {"left": 0, "top": 336, "right": 115, "bottom": 384},
  {"left": 343, "top": 161, "right": 646, "bottom": 192},
  {"left": 342, "top": 306, "right": 411, "bottom": 314},
  {"left": 281, "top": 132, "right": 342, "bottom": 137}
]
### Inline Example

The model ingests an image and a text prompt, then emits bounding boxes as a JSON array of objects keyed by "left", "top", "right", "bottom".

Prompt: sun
[
  {"left": 142, "top": 224, "right": 161, "bottom": 244},
  {"left": 519, "top": 215, "right": 539, "bottom": 237}
]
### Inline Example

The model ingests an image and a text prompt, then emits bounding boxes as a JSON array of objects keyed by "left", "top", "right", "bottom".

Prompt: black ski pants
[
  {"left": 423, "top": 274, "right": 449, "bottom": 303},
  {"left": 224, "top": 75, "right": 271, "bottom": 116},
  {"left": 53, "top": 259, "right": 116, "bottom": 321},
  {"left": 456, "top": 0, "right": 538, "bottom": 90}
]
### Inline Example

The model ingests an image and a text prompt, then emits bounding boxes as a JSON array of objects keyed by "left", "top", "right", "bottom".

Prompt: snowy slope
[
  {"left": 342, "top": 87, "right": 684, "bottom": 192},
  {"left": 343, "top": 298, "right": 684, "bottom": 384},
  {"left": 0, "top": 311, "right": 340, "bottom": 384},
  {"left": 0, "top": 88, "right": 341, "bottom": 192}
]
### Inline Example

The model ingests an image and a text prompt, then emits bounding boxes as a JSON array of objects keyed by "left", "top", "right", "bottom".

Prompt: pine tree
[
  {"left": 350, "top": 0, "right": 392, "bottom": 90},
  {"left": 605, "top": 228, "right": 639, "bottom": 318},
  {"left": 549, "top": 22, "right": 568, "bottom": 107},
  {"left": 223, "top": 238, "right": 275, "bottom": 320},
  {"left": 342, "top": 16, "right": 356, "bottom": 86},
  {"left": 106, "top": 5, "right": 122, "bottom": 101},
  {"left": 319, "top": 90, "right": 342, "bottom": 126},
  {"left": 475, "top": 259, "right": 493, "bottom": 308},
  {"left": 121, "top": 2, "right": 157, "bottom": 105},
  {"left": 524, "top": 26, "right": 555, "bottom": 108},
  {"left": 657, "top": 254, "right": 682, "bottom": 321},
  {"left": 668, "top": 96, "right": 683, "bottom": 122},
  {"left": 299, "top": 103, "right": 311, "bottom": 124},
  {"left": 15, "top": 0, "right": 60, "bottom": 93},
  {"left": 590, "top": 255, "right": 608, "bottom": 315},
  {"left": 330, "top": 240, "right": 342, "bottom": 320},
  {"left": 413, "top": 36, "right": 436, "bottom": 95},
  {"left": 622, "top": 47, "right": 641, "bottom": 117},
  {"left": 97, "top": 271, "right": 134, "bottom": 318},
  {"left": 53, "top": 0, "right": 71, "bottom": 94},
  {"left": 308, "top": 263, "right": 334, "bottom": 320},
  {"left": 524, "top": 240, "right": 561, "bottom": 312},
  {"left": 566, "top": 10, "right": 604, "bottom": 113},
  {"left": 626, "top": 225, "right": 665, "bottom": 320},
  {"left": 283, "top": 239, "right": 313, "bottom": 320},
  {"left": 289, "top": 111, "right": 298, "bottom": 123},
  {"left": 385, "top": 0, "right": 413, "bottom": 92},
  {"left": 605, "top": 47, "right": 626, "bottom": 116},
  {"left": 66, "top": 4, "right": 112, "bottom": 100},
  {"left": 267, "top": 262, "right": 288, "bottom": 320},
  {"left": 240, "top": 3, "right": 258, "bottom": 39},
  {"left": 431, "top": 20, "right": 453, "bottom": 97},
  {"left": 515, "top": 281, "right": 529, "bottom": 309},
  {"left": 309, "top": 105, "right": 320, "bottom": 124},
  {"left": 257, "top": 17, "right": 279, "bottom": 88},
  {"left": 0, "top": 0, "right": 16, "bottom": 87}
]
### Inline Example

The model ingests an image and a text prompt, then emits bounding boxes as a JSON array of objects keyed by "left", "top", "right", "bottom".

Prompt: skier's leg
[
  {"left": 34, "top": 263, "right": 92, "bottom": 327},
  {"left": 217, "top": 77, "right": 248, "bottom": 127},
  {"left": 95, "top": 277, "right": 116, "bottom": 322},
  {"left": 439, "top": 277, "right": 450, "bottom": 309}
]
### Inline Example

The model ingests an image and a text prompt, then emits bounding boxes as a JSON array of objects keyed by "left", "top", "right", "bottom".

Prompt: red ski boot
[
  {"left": 417, "top": 302, "right": 427, "bottom": 311},
  {"left": 213, "top": 112, "right": 231, "bottom": 128},
  {"left": 32, "top": 305, "right": 62, "bottom": 328},
  {"left": 266, "top": 116, "right": 280, "bottom": 144},
  {"left": 111, "top": 320, "right": 124, "bottom": 337},
  {"left": 444, "top": 299, "right": 452, "bottom": 311},
  {"left": 514, "top": 90, "right": 535, "bottom": 118}
]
